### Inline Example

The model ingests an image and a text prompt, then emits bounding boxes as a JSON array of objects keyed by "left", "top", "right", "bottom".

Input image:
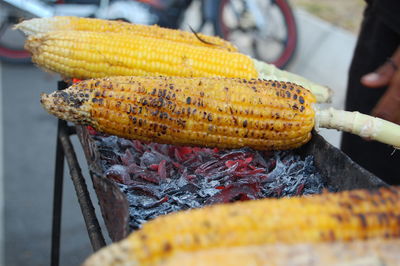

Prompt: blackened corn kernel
[{"left": 41, "top": 76, "right": 316, "bottom": 150}]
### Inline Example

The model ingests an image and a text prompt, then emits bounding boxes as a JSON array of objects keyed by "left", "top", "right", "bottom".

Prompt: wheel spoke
[{"left": 207, "top": 0, "right": 297, "bottom": 68}]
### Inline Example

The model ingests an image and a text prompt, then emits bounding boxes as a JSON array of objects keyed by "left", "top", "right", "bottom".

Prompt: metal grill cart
[{"left": 50, "top": 81, "right": 387, "bottom": 266}]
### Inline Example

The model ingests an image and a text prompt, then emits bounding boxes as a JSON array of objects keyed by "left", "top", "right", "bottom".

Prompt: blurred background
[{"left": 0, "top": 0, "right": 364, "bottom": 265}]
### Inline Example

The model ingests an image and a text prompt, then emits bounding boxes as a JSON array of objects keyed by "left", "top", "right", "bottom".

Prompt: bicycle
[{"left": 211, "top": 0, "right": 297, "bottom": 69}]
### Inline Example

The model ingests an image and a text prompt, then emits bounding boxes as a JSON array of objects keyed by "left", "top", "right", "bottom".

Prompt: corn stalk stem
[
  {"left": 316, "top": 107, "right": 400, "bottom": 148},
  {"left": 253, "top": 59, "right": 332, "bottom": 103}
]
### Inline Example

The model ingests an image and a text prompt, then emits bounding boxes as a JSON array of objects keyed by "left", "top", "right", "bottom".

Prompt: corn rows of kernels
[
  {"left": 126, "top": 187, "right": 400, "bottom": 264},
  {"left": 28, "top": 31, "right": 258, "bottom": 80},
  {"left": 57, "top": 16, "right": 238, "bottom": 51},
  {"left": 80, "top": 77, "right": 314, "bottom": 149}
]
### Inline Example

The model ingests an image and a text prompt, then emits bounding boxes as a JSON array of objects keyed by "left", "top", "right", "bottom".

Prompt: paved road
[{"left": 2, "top": 62, "right": 109, "bottom": 266}]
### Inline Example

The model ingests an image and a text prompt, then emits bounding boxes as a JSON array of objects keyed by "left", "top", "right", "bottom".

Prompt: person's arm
[{"left": 361, "top": 46, "right": 400, "bottom": 124}]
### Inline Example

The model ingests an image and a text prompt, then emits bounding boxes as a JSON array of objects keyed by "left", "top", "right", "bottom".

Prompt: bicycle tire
[
  {"left": 0, "top": 46, "right": 31, "bottom": 64},
  {"left": 213, "top": 0, "right": 298, "bottom": 69}
]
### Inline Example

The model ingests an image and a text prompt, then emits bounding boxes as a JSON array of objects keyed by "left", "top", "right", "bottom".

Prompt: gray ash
[{"left": 91, "top": 132, "right": 330, "bottom": 230}]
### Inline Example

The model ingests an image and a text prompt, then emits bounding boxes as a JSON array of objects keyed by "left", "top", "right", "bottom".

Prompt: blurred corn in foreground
[
  {"left": 83, "top": 186, "right": 400, "bottom": 266},
  {"left": 159, "top": 239, "right": 400, "bottom": 266},
  {"left": 40, "top": 76, "right": 316, "bottom": 150},
  {"left": 16, "top": 17, "right": 331, "bottom": 102}
]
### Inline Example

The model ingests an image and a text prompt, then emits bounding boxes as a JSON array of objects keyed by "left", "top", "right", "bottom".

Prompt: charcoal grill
[{"left": 50, "top": 81, "right": 387, "bottom": 266}]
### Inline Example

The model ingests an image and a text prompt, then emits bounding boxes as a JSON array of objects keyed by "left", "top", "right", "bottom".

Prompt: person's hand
[{"left": 361, "top": 46, "right": 400, "bottom": 124}]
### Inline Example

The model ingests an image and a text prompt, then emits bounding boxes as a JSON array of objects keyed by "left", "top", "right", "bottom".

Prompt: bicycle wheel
[
  {"left": 214, "top": 0, "right": 297, "bottom": 69},
  {"left": 0, "top": 16, "right": 31, "bottom": 64}
]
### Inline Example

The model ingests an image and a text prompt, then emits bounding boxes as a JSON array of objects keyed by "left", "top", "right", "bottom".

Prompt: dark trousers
[{"left": 341, "top": 5, "right": 400, "bottom": 185}]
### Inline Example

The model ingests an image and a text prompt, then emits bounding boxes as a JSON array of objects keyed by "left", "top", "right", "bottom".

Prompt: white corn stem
[
  {"left": 253, "top": 59, "right": 332, "bottom": 103},
  {"left": 316, "top": 107, "right": 400, "bottom": 148}
]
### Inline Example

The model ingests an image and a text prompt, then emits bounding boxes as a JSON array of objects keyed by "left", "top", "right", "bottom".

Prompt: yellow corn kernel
[
  {"left": 26, "top": 31, "right": 257, "bottom": 80},
  {"left": 83, "top": 186, "right": 400, "bottom": 266},
  {"left": 16, "top": 16, "right": 238, "bottom": 52},
  {"left": 160, "top": 239, "right": 400, "bottom": 266},
  {"left": 40, "top": 76, "right": 316, "bottom": 151}
]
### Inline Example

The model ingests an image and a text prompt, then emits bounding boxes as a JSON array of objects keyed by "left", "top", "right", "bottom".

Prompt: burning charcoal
[
  {"left": 120, "top": 149, "right": 136, "bottom": 166},
  {"left": 260, "top": 153, "right": 326, "bottom": 198},
  {"left": 128, "top": 202, "right": 180, "bottom": 228},
  {"left": 151, "top": 144, "right": 171, "bottom": 157},
  {"left": 98, "top": 135, "right": 119, "bottom": 149},
  {"left": 97, "top": 148, "right": 121, "bottom": 168},
  {"left": 252, "top": 151, "right": 272, "bottom": 168},
  {"left": 104, "top": 165, "right": 130, "bottom": 183},
  {"left": 117, "top": 138, "right": 134, "bottom": 149},
  {"left": 157, "top": 160, "right": 167, "bottom": 179},
  {"left": 171, "top": 193, "right": 201, "bottom": 209},
  {"left": 132, "top": 207, "right": 160, "bottom": 221},
  {"left": 126, "top": 194, "right": 153, "bottom": 208},
  {"left": 127, "top": 182, "right": 163, "bottom": 199},
  {"left": 202, "top": 164, "right": 239, "bottom": 181},
  {"left": 86, "top": 125, "right": 98, "bottom": 135},
  {"left": 140, "top": 196, "right": 168, "bottom": 209},
  {"left": 91, "top": 133, "right": 329, "bottom": 231},
  {"left": 194, "top": 159, "right": 221, "bottom": 174},
  {"left": 176, "top": 174, "right": 189, "bottom": 188},
  {"left": 132, "top": 140, "right": 146, "bottom": 153},
  {"left": 207, "top": 180, "right": 220, "bottom": 188},
  {"left": 219, "top": 149, "right": 249, "bottom": 160},
  {"left": 140, "top": 151, "right": 163, "bottom": 167},
  {"left": 267, "top": 157, "right": 287, "bottom": 181},
  {"left": 126, "top": 163, "right": 165, "bottom": 184},
  {"left": 232, "top": 168, "right": 265, "bottom": 178},
  {"left": 206, "top": 183, "right": 260, "bottom": 204},
  {"left": 149, "top": 147, "right": 177, "bottom": 162},
  {"left": 173, "top": 146, "right": 194, "bottom": 161},
  {"left": 182, "top": 154, "right": 205, "bottom": 169},
  {"left": 197, "top": 187, "right": 220, "bottom": 198},
  {"left": 117, "top": 183, "right": 129, "bottom": 194}
]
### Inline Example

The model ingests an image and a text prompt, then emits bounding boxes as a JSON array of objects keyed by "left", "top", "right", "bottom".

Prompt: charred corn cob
[
  {"left": 83, "top": 186, "right": 400, "bottom": 266},
  {"left": 40, "top": 76, "right": 400, "bottom": 149},
  {"left": 41, "top": 76, "right": 316, "bottom": 150},
  {"left": 16, "top": 17, "right": 331, "bottom": 102},
  {"left": 15, "top": 16, "right": 238, "bottom": 52},
  {"left": 160, "top": 239, "right": 400, "bottom": 266}
]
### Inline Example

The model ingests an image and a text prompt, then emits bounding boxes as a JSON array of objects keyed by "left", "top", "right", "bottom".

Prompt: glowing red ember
[{"left": 90, "top": 129, "right": 328, "bottom": 230}]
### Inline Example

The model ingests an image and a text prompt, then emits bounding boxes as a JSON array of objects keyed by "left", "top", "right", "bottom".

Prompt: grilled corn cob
[
  {"left": 40, "top": 76, "right": 400, "bottom": 149},
  {"left": 16, "top": 17, "right": 331, "bottom": 102},
  {"left": 41, "top": 76, "right": 316, "bottom": 150},
  {"left": 160, "top": 239, "right": 400, "bottom": 266},
  {"left": 83, "top": 186, "right": 400, "bottom": 266},
  {"left": 15, "top": 16, "right": 238, "bottom": 52}
]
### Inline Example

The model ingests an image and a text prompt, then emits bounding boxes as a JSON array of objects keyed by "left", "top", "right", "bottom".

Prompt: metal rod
[
  {"left": 50, "top": 119, "right": 66, "bottom": 266},
  {"left": 50, "top": 81, "right": 68, "bottom": 266},
  {"left": 59, "top": 125, "right": 106, "bottom": 251}
]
